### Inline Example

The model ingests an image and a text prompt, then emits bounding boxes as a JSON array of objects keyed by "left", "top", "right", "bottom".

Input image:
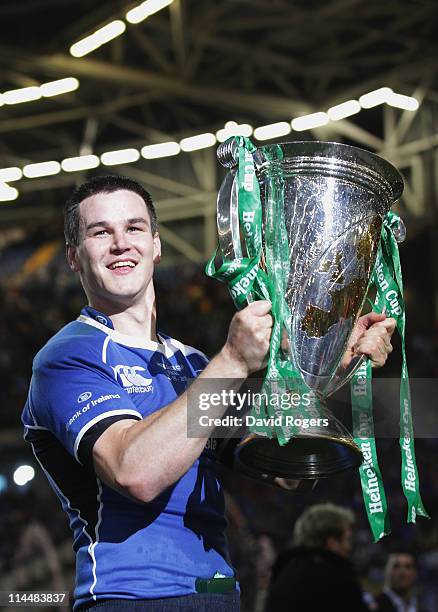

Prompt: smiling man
[
  {"left": 66, "top": 185, "right": 161, "bottom": 336},
  {"left": 22, "top": 175, "right": 395, "bottom": 612}
]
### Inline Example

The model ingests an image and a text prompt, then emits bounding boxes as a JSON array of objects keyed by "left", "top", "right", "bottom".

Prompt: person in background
[
  {"left": 376, "top": 551, "right": 425, "bottom": 612},
  {"left": 265, "top": 503, "right": 371, "bottom": 611}
]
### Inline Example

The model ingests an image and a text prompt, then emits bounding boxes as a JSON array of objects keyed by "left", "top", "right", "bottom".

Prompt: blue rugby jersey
[{"left": 22, "top": 306, "right": 234, "bottom": 610}]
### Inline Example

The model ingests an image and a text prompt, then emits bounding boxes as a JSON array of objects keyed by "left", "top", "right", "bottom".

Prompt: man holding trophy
[{"left": 22, "top": 166, "right": 396, "bottom": 611}]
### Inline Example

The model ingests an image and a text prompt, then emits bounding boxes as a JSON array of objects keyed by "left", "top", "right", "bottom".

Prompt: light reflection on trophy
[{"left": 215, "top": 139, "right": 404, "bottom": 486}]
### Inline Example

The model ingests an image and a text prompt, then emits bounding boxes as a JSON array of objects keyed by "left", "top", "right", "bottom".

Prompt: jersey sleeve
[{"left": 26, "top": 346, "right": 142, "bottom": 466}]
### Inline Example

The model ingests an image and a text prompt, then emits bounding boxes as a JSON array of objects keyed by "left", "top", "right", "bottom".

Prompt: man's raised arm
[{"left": 92, "top": 300, "right": 273, "bottom": 502}]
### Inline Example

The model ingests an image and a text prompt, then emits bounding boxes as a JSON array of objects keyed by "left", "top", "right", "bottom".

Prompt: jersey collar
[
  {"left": 78, "top": 307, "right": 173, "bottom": 354},
  {"left": 81, "top": 306, "right": 115, "bottom": 329}
]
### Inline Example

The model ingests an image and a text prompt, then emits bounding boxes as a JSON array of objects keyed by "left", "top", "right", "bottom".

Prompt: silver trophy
[{"left": 216, "top": 139, "right": 404, "bottom": 483}]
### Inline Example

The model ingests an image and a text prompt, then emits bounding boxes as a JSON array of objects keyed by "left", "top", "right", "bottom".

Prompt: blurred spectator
[
  {"left": 265, "top": 502, "right": 370, "bottom": 611},
  {"left": 375, "top": 551, "right": 425, "bottom": 612}
]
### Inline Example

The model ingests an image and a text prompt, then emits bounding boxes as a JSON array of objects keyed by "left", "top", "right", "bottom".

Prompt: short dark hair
[{"left": 64, "top": 175, "right": 157, "bottom": 246}]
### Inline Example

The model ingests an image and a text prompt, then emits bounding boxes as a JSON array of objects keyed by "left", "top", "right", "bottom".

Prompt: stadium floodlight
[
  {"left": 253, "top": 121, "right": 291, "bottom": 141},
  {"left": 180, "top": 133, "right": 216, "bottom": 152},
  {"left": 216, "top": 122, "right": 253, "bottom": 143},
  {"left": 292, "top": 112, "right": 329, "bottom": 132},
  {"left": 13, "top": 465, "right": 35, "bottom": 487},
  {"left": 327, "top": 100, "right": 361, "bottom": 121},
  {"left": 359, "top": 87, "right": 392, "bottom": 109},
  {"left": 0, "top": 183, "right": 19, "bottom": 202},
  {"left": 126, "top": 0, "right": 174, "bottom": 24},
  {"left": 41, "top": 78, "right": 79, "bottom": 98},
  {"left": 61, "top": 155, "right": 100, "bottom": 172},
  {"left": 101, "top": 148, "right": 140, "bottom": 166},
  {"left": 70, "top": 20, "right": 126, "bottom": 58},
  {"left": 0, "top": 167, "right": 22, "bottom": 182},
  {"left": 3, "top": 86, "right": 41, "bottom": 105},
  {"left": 141, "top": 142, "right": 181, "bottom": 159},
  {"left": 23, "top": 161, "right": 61, "bottom": 178},
  {"left": 385, "top": 92, "right": 419, "bottom": 111},
  {"left": 0, "top": 79, "right": 79, "bottom": 107}
]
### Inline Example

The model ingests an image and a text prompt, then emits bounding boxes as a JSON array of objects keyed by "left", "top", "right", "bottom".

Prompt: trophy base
[{"left": 234, "top": 433, "right": 363, "bottom": 480}]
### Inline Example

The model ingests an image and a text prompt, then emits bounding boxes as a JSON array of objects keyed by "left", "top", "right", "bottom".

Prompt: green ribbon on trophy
[
  {"left": 351, "top": 212, "right": 429, "bottom": 541},
  {"left": 351, "top": 358, "right": 390, "bottom": 541},
  {"left": 206, "top": 136, "right": 429, "bottom": 541},
  {"left": 206, "top": 136, "right": 322, "bottom": 442}
]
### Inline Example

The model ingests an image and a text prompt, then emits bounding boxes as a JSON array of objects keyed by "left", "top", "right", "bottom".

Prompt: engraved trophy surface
[{"left": 216, "top": 140, "right": 404, "bottom": 482}]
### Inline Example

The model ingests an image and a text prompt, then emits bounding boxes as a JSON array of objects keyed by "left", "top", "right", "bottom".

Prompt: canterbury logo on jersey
[{"left": 112, "top": 365, "right": 153, "bottom": 393}]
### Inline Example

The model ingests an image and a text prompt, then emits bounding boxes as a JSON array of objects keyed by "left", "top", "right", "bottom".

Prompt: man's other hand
[{"left": 341, "top": 312, "right": 396, "bottom": 369}]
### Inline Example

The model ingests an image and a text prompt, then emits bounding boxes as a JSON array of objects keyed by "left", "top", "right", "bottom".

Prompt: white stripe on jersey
[
  {"left": 102, "top": 335, "right": 111, "bottom": 364},
  {"left": 88, "top": 478, "right": 104, "bottom": 601}
]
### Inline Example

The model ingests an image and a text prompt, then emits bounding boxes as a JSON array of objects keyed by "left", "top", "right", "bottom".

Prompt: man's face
[
  {"left": 386, "top": 553, "right": 417, "bottom": 594},
  {"left": 67, "top": 189, "right": 161, "bottom": 310}
]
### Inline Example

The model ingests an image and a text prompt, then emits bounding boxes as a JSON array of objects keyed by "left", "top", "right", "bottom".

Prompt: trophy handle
[
  {"left": 217, "top": 169, "right": 242, "bottom": 261},
  {"left": 216, "top": 139, "right": 267, "bottom": 306},
  {"left": 217, "top": 139, "right": 241, "bottom": 262}
]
